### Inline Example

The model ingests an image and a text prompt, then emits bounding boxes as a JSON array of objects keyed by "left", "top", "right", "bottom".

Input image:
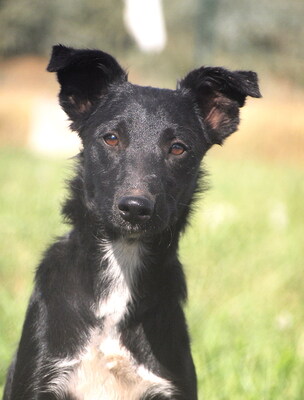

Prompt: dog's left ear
[
  {"left": 47, "top": 45, "right": 127, "bottom": 124},
  {"left": 179, "top": 66, "right": 261, "bottom": 145}
]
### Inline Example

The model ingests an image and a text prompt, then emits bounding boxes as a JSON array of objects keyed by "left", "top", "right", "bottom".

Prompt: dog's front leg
[{"left": 3, "top": 289, "right": 85, "bottom": 400}]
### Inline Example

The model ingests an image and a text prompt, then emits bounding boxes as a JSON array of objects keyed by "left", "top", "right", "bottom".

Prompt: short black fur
[{"left": 3, "top": 45, "right": 260, "bottom": 400}]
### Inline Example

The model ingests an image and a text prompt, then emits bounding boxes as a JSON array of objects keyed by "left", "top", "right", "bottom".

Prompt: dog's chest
[
  {"left": 53, "top": 240, "right": 174, "bottom": 400},
  {"left": 66, "top": 300, "right": 165, "bottom": 400}
]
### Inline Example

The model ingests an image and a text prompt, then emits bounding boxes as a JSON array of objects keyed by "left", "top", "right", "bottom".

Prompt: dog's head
[{"left": 48, "top": 45, "right": 261, "bottom": 238}]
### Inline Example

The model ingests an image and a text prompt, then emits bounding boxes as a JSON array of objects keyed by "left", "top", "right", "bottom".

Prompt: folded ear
[
  {"left": 47, "top": 45, "right": 127, "bottom": 123},
  {"left": 179, "top": 66, "right": 261, "bottom": 145}
]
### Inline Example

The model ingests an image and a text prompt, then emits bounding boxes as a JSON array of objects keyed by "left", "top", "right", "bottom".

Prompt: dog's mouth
[
  {"left": 103, "top": 210, "right": 170, "bottom": 239},
  {"left": 117, "top": 219, "right": 166, "bottom": 238}
]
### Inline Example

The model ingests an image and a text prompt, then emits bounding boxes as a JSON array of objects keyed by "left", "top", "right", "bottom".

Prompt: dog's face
[
  {"left": 48, "top": 45, "right": 260, "bottom": 238},
  {"left": 80, "top": 84, "right": 207, "bottom": 236}
]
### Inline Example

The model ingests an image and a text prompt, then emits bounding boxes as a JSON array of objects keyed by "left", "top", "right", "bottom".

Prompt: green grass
[{"left": 1, "top": 148, "right": 303, "bottom": 399}]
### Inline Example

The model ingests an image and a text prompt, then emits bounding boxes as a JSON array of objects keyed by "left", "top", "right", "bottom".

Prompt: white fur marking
[
  {"left": 47, "top": 240, "right": 175, "bottom": 399},
  {"left": 94, "top": 239, "right": 147, "bottom": 326}
]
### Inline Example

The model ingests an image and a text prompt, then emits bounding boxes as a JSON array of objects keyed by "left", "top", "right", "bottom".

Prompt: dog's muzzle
[{"left": 118, "top": 195, "right": 154, "bottom": 225}]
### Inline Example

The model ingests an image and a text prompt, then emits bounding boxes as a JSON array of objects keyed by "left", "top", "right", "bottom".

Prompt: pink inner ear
[
  {"left": 205, "top": 105, "right": 224, "bottom": 131},
  {"left": 68, "top": 95, "right": 92, "bottom": 114}
]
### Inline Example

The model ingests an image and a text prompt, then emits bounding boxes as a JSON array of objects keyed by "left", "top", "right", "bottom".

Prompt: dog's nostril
[{"left": 118, "top": 196, "right": 154, "bottom": 223}]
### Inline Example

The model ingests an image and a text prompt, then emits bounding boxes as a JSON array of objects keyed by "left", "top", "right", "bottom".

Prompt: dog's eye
[
  {"left": 103, "top": 133, "right": 119, "bottom": 147},
  {"left": 169, "top": 143, "right": 187, "bottom": 156}
]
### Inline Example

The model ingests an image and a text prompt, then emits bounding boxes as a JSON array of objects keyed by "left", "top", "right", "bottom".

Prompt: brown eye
[
  {"left": 169, "top": 143, "right": 187, "bottom": 156},
  {"left": 103, "top": 133, "right": 119, "bottom": 147}
]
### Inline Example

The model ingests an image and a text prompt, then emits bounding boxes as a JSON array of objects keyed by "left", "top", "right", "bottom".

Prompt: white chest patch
[{"left": 47, "top": 239, "right": 174, "bottom": 400}]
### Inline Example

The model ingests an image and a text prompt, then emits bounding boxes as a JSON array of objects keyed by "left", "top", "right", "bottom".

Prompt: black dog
[{"left": 3, "top": 45, "right": 260, "bottom": 400}]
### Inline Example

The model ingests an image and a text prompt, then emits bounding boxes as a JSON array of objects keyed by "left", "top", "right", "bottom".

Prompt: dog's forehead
[
  {"left": 127, "top": 84, "right": 192, "bottom": 122},
  {"left": 99, "top": 83, "right": 195, "bottom": 131}
]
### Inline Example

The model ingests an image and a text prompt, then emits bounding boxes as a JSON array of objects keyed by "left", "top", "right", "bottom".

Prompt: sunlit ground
[{"left": 0, "top": 57, "right": 303, "bottom": 399}]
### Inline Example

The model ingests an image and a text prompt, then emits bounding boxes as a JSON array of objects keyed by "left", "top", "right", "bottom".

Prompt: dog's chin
[
  {"left": 99, "top": 211, "right": 172, "bottom": 240},
  {"left": 118, "top": 224, "right": 162, "bottom": 239},
  {"left": 103, "top": 217, "right": 168, "bottom": 240}
]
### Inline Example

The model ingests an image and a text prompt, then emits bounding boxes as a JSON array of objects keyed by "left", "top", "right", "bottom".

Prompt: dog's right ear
[{"left": 47, "top": 45, "right": 127, "bottom": 124}]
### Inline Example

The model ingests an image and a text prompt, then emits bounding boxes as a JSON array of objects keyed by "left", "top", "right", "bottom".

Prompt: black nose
[{"left": 118, "top": 196, "right": 154, "bottom": 224}]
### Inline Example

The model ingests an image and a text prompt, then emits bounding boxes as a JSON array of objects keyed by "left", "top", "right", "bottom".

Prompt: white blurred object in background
[
  {"left": 29, "top": 98, "right": 80, "bottom": 156},
  {"left": 124, "top": 0, "right": 167, "bottom": 52}
]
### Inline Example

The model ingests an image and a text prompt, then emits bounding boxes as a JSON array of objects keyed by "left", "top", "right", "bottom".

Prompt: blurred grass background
[{"left": 0, "top": 0, "right": 303, "bottom": 398}]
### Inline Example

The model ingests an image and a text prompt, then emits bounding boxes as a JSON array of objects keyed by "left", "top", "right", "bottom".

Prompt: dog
[{"left": 3, "top": 45, "right": 260, "bottom": 400}]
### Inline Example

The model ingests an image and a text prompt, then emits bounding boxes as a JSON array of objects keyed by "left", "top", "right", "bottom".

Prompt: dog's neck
[
  {"left": 96, "top": 233, "right": 183, "bottom": 291},
  {"left": 93, "top": 236, "right": 186, "bottom": 323}
]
